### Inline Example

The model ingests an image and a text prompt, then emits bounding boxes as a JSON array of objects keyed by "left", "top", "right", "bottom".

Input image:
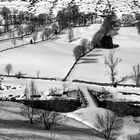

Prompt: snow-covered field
[
  {"left": 0, "top": 24, "right": 97, "bottom": 78},
  {"left": 69, "top": 26, "right": 140, "bottom": 84},
  {"left": 0, "top": 23, "right": 140, "bottom": 140},
  {"left": 0, "top": 24, "right": 140, "bottom": 85}
]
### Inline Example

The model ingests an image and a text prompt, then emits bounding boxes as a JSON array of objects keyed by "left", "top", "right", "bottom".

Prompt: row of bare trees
[{"left": 22, "top": 81, "right": 62, "bottom": 130}]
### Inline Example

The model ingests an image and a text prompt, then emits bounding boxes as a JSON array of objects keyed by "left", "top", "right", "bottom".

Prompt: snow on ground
[
  {"left": 0, "top": 77, "right": 140, "bottom": 139},
  {"left": 68, "top": 26, "right": 140, "bottom": 85},
  {"left": 0, "top": 101, "right": 104, "bottom": 140},
  {"left": 0, "top": 23, "right": 140, "bottom": 139},
  {"left": 0, "top": 24, "right": 100, "bottom": 78}
]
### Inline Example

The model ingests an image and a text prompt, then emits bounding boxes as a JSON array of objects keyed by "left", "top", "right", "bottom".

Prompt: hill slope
[{"left": 0, "top": 0, "right": 140, "bottom": 16}]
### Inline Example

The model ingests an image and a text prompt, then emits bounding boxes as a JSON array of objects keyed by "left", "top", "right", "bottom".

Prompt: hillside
[{"left": 0, "top": 0, "right": 140, "bottom": 16}]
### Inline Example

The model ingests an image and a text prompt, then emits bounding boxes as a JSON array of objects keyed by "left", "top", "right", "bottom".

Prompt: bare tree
[
  {"left": 44, "top": 28, "right": 52, "bottom": 39},
  {"left": 5, "top": 63, "right": 13, "bottom": 76},
  {"left": 131, "top": 64, "right": 140, "bottom": 87},
  {"left": 96, "top": 111, "right": 123, "bottom": 140},
  {"left": 105, "top": 51, "right": 129, "bottom": 86},
  {"left": 11, "top": 38, "right": 17, "bottom": 47},
  {"left": 104, "top": 51, "right": 121, "bottom": 86},
  {"left": 38, "top": 110, "right": 62, "bottom": 130},
  {"left": 21, "top": 81, "right": 38, "bottom": 124},
  {"left": 32, "top": 32, "right": 38, "bottom": 43},
  {"left": 10, "top": 32, "right": 17, "bottom": 47},
  {"left": 68, "top": 26, "right": 74, "bottom": 42},
  {"left": 21, "top": 86, "right": 33, "bottom": 124},
  {"left": 36, "top": 70, "right": 40, "bottom": 78},
  {"left": 52, "top": 23, "right": 58, "bottom": 34},
  {"left": 17, "top": 25, "right": 24, "bottom": 38},
  {"left": 40, "top": 31, "right": 45, "bottom": 41}
]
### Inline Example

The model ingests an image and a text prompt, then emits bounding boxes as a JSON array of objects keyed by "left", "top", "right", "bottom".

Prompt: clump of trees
[
  {"left": 0, "top": 6, "right": 49, "bottom": 33},
  {"left": 91, "top": 13, "right": 119, "bottom": 49},
  {"left": 21, "top": 81, "right": 65, "bottom": 131},
  {"left": 96, "top": 111, "right": 123, "bottom": 140},
  {"left": 120, "top": 14, "right": 135, "bottom": 27},
  {"left": 57, "top": 4, "right": 80, "bottom": 29},
  {"left": 57, "top": 4, "right": 95, "bottom": 29},
  {"left": 32, "top": 31, "right": 38, "bottom": 43}
]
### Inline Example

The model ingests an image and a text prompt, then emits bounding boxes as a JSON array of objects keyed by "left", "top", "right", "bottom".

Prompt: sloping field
[
  {"left": 0, "top": 24, "right": 139, "bottom": 84},
  {"left": 0, "top": 101, "right": 104, "bottom": 140},
  {"left": 0, "top": 24, "right": 100, "bottom": 78},
  {"left": 68, "top": 26, "right": 140, "bottom": 84}
]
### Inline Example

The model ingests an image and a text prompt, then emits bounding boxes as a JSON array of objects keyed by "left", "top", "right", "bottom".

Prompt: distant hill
[{"left": 0, "top": 0, "right": 140, "bottom": 17}]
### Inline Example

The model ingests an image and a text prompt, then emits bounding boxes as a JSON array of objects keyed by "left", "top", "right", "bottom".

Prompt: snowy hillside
[{"left": 0, "top": 0, "right": 140, "bottom": 16}]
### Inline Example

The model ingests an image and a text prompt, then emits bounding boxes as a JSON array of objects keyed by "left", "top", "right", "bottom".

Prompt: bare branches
[
  {"left": 68, "top": 26, "right": 74, "bottom": 42},
  {"left": 32, "top": 32, "right": 38, "bottom": 43},
  {"left": 104, "top": 51, "right": 122, "bottom": 86},
  {"left": 96, "top": 111, "right": 123, "bottom": 140},
  {"left": 5, "top": 63, "right": 13, "bottom": 76},
  {"left": 21, "top": 81, "right": 38, "bottom": 124},
  {"left": 130, "top": 64, "right": 140, "bottom": 87},
  {"left": 38, "top": 110, "right": 62, "bottom": 130}
]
